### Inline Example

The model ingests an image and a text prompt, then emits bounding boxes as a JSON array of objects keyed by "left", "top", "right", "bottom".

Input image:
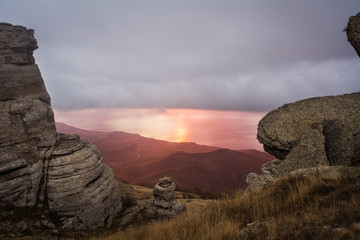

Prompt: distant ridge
[{"left": 56, "top": 122, "right": 274, "bottom": 193}]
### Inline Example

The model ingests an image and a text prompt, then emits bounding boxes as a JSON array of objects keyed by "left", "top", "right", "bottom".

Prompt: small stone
[
  {"left": 153, "top": 177, "right": 186, "bottom": 218},
  {"left": 34, "top": 221, "right": 41, "bottom": 228},
  {"left": 153, "top": 177, "right": 176, "bottom": 206},
  {"left": 15, "top": 221, "right": 28, "bottom": 232},
  {"left": 40, "top": 219, "right": 55, "bottom": 229},
  {"left": 246, "top": 172, "right": 275, "bottom": 192}
]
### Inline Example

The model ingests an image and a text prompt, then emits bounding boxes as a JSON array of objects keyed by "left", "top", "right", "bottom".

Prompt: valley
[{"left": 56, "top": 122, "right": 274, "bottom": 193}]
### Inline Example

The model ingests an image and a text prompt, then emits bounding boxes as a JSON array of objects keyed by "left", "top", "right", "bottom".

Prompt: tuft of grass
[{"left": 92, "top": 169, "right": 360, "bottom": 240}]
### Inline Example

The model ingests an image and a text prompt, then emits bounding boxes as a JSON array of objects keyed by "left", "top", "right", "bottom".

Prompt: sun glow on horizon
[
  {"left": 174, "top": 127, "right": 188, "bottom": 143},
  {"left": 53, "top": 108, "right": 267, "bottom": 150}
]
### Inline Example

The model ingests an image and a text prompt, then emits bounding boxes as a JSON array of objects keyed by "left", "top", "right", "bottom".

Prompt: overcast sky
[{"left": 1, "top": 0, "right": 360, "bottom": 112}]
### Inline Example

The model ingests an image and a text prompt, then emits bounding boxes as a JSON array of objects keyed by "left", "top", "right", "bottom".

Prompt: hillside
[
  {"left": 122, "top": 149, "right": 272, "bottom": 193},
  {"left": 56, "top": 122, "right": 273, "bottom": 193},
  {"left": 95, "top": 167, "right": 360, "bottom": 240}
]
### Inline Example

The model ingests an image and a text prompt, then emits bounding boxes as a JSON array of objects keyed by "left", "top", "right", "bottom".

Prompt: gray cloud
[{"left": 1, "top": 0, "right": 359, "bottom": 111}]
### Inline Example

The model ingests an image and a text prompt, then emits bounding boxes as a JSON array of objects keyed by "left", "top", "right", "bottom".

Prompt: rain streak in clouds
[{"left": 1, "top": 0, "right": 359, "bottom": 111}]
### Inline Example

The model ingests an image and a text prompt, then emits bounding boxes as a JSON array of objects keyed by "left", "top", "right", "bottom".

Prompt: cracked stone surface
[
  {"left": 346, "top": 12, "right": 360, "bottom": 57},
  {"left": 0, "top": 22, "right": 122, "bottom": 230},
  {"left": 246, "top": 93, "right": 360, "bottom": 192},
  {"left": 257, "top": 93, "right": 360, "bottom": 178}
]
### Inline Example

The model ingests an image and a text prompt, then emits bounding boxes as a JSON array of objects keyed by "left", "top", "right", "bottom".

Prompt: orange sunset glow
[{"left": 53, "top": 108, "right": 267, "bottom": 150}]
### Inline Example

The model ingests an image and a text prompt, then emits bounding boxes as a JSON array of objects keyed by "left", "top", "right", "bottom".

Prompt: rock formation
[
  {"left": 47, "top": 134, "right": 122, "bottom": 230},
  {"left": 153, "top": 177, "right": 186, "bottom": 218},
  {"left": 246, "top": 12, "right": 360, "bottom": 191},
  {"left": 0, "top": 22, "right": 57, "bottom": 207},
  {"left": 247, "top": 13, "right": 360, "bottom": 191},
  {"left": 346, "top": 12, "right": 360, "bottom": 57},
  {"left": 257, "top": 93, "right": 360, "bottom": 178},
  {"left": 120, "top": 177, "right": 186, "bottom": 227},
  {"left": 0, "top": 22, "right": 121, "bottom": 230},
  {"left": 246, "top": 92, "right": 360, "bottom": 191}
]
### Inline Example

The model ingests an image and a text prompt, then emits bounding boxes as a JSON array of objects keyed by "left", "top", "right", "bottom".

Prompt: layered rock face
[
  {"left": 0, "top": 22, "right": 121, "bottom": 230},
  {"left": 0, "top": 22, "right": 57, "bottom": 206},
  {"left": 153, "top": 177, "right": 186, "bottom": 218},
  {"left": 120, "top": 177, "right": 186, "bottom": 227},
  {"left": 257, "top": 93, "right": 360, "bottom": 178},
  {"left": 48, "top": 134, "right": 122, "bottom": 230},
  {"left": 346, "top": 12, "right": 360, "bottom": 57}
]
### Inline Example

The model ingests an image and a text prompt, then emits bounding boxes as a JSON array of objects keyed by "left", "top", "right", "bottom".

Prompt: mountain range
[{"left": 56, "top": 122, "right": 274, "bottom": 193}]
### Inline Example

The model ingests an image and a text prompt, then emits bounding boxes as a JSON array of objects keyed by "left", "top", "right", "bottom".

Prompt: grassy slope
[{"left": 94, "top": 169, "right": 360, "bottom": 240}]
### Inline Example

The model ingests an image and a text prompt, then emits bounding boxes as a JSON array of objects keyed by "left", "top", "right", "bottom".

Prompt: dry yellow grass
[
  {"left": 93, "top": 170, "right": 360, "bottom": 240},
  {"left": 119, "top": 182, "right": 202, "bottom": 201}
]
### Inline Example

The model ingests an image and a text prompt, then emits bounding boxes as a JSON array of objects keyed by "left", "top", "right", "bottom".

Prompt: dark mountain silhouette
[{"left": 56, "top": 122, "right": 274, "bottom": 193}]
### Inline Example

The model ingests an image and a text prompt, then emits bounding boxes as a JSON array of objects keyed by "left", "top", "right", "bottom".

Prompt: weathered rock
[
  {"left": 239, "top": 221, "right": 267, "bottom": 240},
  {"left": 346, "top": 12, "right": 360, "bottom": 57},
  {"left": 120, "top": 205, "right": 142, "bottom": 226},
  {"left": 247, "top": 13, "right": 360, "bottom": 191},
  {"left": 153, "top": 177, "right": 186, "bottom": 218},
  {"left": 246, "top": 172, "right": 275, "bottom": 192},
  {"left": 0, "top": 22, "right": 38, "bottom": 65},
  {"left": 47, "top": 134, "right": 122, "bottom": 230},
  {"left": 0, "top": 22, "right": 122, "bottom": 230},
  {"left": 119, "top": 178, "right": 186, "bottom": 227},
  {"left": 289, "top": 165, "right": 360, "bottom": 181},
  {"left": 247, "top": 92, "right": 360, "bottom": 191},
  {"left": 153, "top": 177, "right": 176, "bottom": 207},
  {"left": 0, "top": 23, "right": 57, "bottom": 207},
  {"left": 247, "top": 165, "right": 360, "bottom": 192},
  {"left": 260, "top": 159, "right": 281, "bottom": 175},
  {"left": 246, "top": 159, "right": 280, "bottom": 191},
  {"left": 257, "top": 93, "right": 360, "bottom": 178}
]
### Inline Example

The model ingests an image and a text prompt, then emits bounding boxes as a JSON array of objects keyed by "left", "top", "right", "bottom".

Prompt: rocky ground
[{"left": 0, "top": 179, "right": 208, "bottom": 239}]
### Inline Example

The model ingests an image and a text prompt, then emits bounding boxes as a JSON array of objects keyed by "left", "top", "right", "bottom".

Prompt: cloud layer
[{"left": 1, "top": 0, "right": 359, "bottom": 111}]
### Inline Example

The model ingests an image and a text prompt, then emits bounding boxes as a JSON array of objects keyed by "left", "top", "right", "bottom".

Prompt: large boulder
[
  {"left": 346, "top": 12, "right": 360, "bottom": 57},
  {"left": 0, "top": 22, "right": 121, "bottom": 230},
  {"left": 257, "top": 93, "right": 360, "bottom": 178},
  {"left": 247, "top": 13, "right": 360, "bottom": 191},
  {"left": 0, "top": 23, "right": 57, "bottom": 207},
  {"left": 47, "top": 134, "right": 122, "bottom": 230}
]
